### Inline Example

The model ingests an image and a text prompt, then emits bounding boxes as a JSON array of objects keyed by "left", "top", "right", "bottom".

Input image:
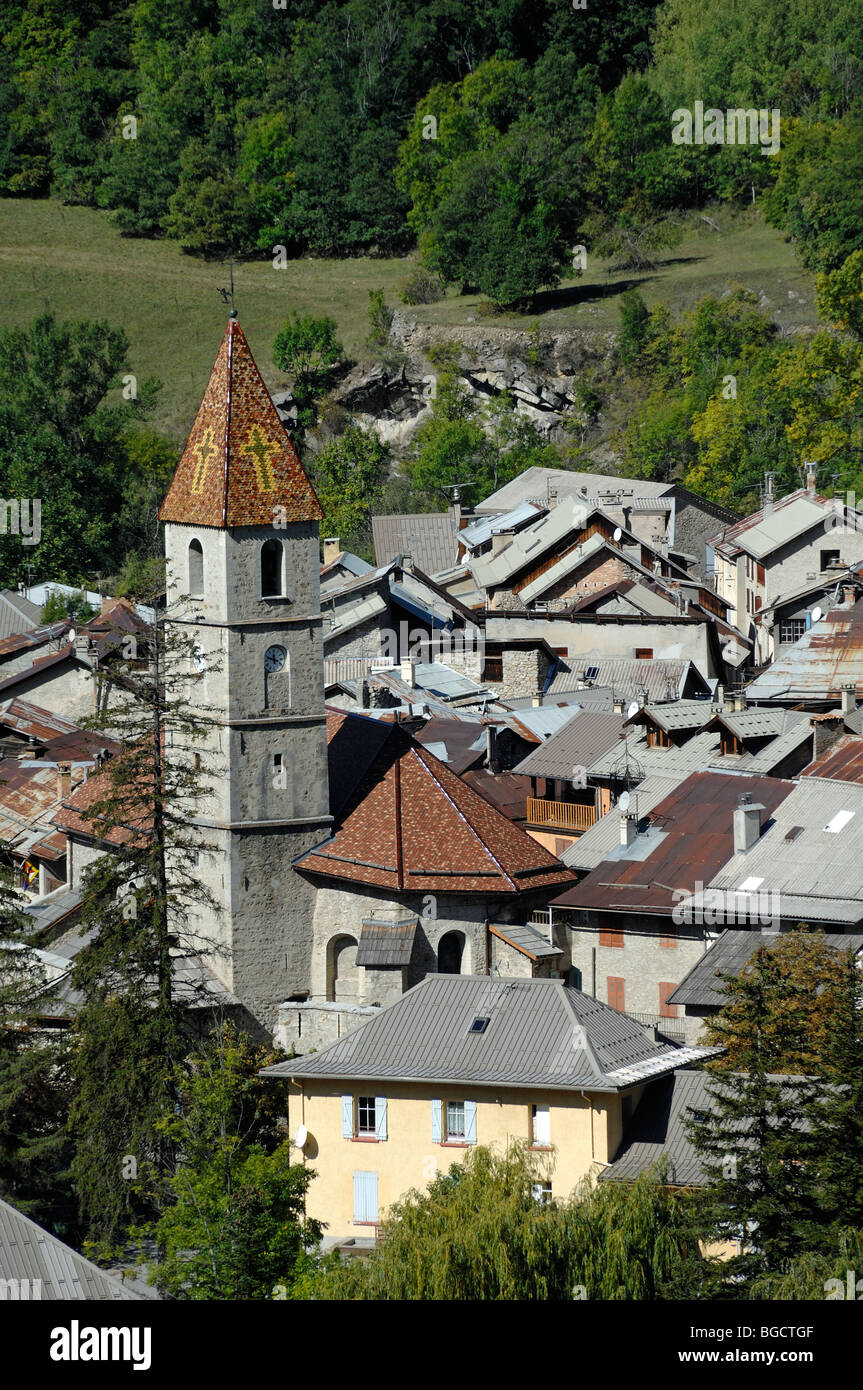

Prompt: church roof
[
  {"left": 296, "top": 710, "right": 577, "bottom": 895},
  {"left": 159, "top": 317, "right": 323, "bottom": 528}
]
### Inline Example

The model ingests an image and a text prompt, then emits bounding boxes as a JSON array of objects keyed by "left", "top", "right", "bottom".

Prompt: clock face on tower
[{"left": 264, "top": 644, "right": 286, "bottom": 674}]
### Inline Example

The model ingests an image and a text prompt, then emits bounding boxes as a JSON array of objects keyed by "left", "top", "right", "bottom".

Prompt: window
[
  {"left": 531, "top": 1104, "right": 551, "bottom": 1147},
  {"left": 469, "top": 1017, "right": 489, "bottom": 1035},
  {"left": 821, "top": 549, "right": 840, "bottom": 571},
  {"left": 482, "top": 651, "right": 503, "bottom": 682},
  {"left": 188, "top": 539, "right": 204, "bottom": 598},
  {"left": 659, "top": 982, "right": 678, "bottom": 1018},
  {"left": 531, "top": 1182, "right": 552, "bottom": 1206},
  {"left": 757, "top": 563, "right": 766, "bottom": 585},
  {"left": 780, "top": 619, "right": 806, "bottom": 644},
  {"left": 437, "top": 931, "right": 464, "bottom": 975},
  {"left": 660, "top": 929, "right": 677, "bottom": 948},
  {"left": 342, "top": 1094, "right": 387, "bottom": 1141},
  {"left": 569, "top": 966, "right": 583, "bottom": 990},
  {"left": 607, "top": 976, "right": 625, "bottom": 1011},
  {"left": 599, "top": 927, "right": 624, "bottom": 948},
  {"left": 357, "top": 1097, "right": 376, "bottom": 1135},
  {"left": 446, "top": 1100, "right": 465, "bottom": 1140},
  {"left": 583, "top": 665, "right": 600, "bottom": 681},
  {"left": 353, "top": 1171, "right": 378, "bottom": 1225},
  {"left": 431, "top": 1098, "right": 477, "bottom": 1145},
  {"left": 261, "top": 538, "right": 284, "bottom": 597},
  {"left": 634, "top": 647, "right": 653, "bottom": 660}
]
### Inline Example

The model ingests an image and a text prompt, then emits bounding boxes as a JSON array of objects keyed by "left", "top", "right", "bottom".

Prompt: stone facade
[{"left": 163, "top": 518, "right": 332, "bottom": 1029}]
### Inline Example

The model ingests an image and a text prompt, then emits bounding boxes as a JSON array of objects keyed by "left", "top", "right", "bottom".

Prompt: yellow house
[{"left": 261, "top": 974, "right": 714, "bottom": 1241}]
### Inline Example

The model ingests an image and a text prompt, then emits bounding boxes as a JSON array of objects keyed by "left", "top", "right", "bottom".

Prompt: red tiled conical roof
[
  {"left": 297, "top": 711, "right": 577, "bottom": 896},
  {"left": 159, "top": 317, "right": 323, "bottom": 528}
]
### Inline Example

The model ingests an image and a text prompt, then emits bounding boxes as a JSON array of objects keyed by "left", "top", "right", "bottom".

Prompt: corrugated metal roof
[
  {"left": 322, "top": 592, "right": 388, "bottom": 644},
  {"left": 746, "top": 598, "right": 863, "bottom": 703},
  {"left": 471, "top": 496, "right": 589, "bottom": 589},
  {"left": 631, "top": 701, "right": 714, "bottom": 733},
  {"left": 488, "top": 922, "right": 562, "bottom": 959},
  {"left": 561, "top": 773, "right": 688, "bottom": 872},
  {"left": 552, "top": 771, "right": 795, "bottom": 916},
  {"left": 261, "top": 975, "right": 712, "bottom": 1091},
  {"left": 458, "top": 501, "right": 544, "bottom": 551},
  {"left": 729, "top": 495, "right": 829, "bottom": 560},
  {"left": 599, "top": 1070, "right": 715, "bottom": 1186},
  {"left": 697, "top": 777, "right": 863, "bottom": 924},
  {"left": 0, "top": 591, "right": 40, "bottom": 642},
  {"left": 548, "top": 658, "right": 708, "bottom": 703},
  {"left": 802, "top": 732, "right": 863, "bottom": 782},
  {"left": 513, "top": 710, "right": 626, "bottom": 778},
  {"left": 586, "top": 727, "right": 723, "bottom": 781},
  {"left": 518, "top": 533, "right": 606, "bottom": 603},
  {"left": 669, "top": 928, "right": 863, "bottom": 1007},
  {"left": 372, "top": 512, "right": 460, "bottom": 576},
  {"left": 474, "top": 468, "right": 672, "bottom": 516},
  {"left": 0, "top": 1197, "right": 143, "bottom": 1299}
]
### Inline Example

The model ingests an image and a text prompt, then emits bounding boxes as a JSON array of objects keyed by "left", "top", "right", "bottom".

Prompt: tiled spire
[{"left": 159, "top": 316, "right": 323, "bottom": 528}]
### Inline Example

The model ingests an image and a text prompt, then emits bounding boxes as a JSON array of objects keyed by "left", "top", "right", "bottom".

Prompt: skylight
[
  {"left": 469, "top": 1017, "right": 490, "bottom": 1035},
  {"left": 824, "top": 810, "right": 855, "bottom": 834},
  {"left": 736, "top": 877, "right": 764, "bottom": 894}
]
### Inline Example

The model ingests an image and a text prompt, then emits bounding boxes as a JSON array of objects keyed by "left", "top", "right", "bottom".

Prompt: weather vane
[{"left": 218, "top": 254, "right": 236, "bottom": 313}]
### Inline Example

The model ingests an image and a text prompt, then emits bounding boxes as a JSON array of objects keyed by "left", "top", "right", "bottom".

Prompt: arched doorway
[
  {"left": 437, "top": 931, "right": 465, "bottom": 975},
  {"left": 327, "top": 934, "right": 360, "bottom": 1001}
]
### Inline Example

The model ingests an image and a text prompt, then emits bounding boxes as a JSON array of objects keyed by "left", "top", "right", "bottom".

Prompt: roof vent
[{"left": 469, "top": 1017, "right": 490, "bottom": 1035}]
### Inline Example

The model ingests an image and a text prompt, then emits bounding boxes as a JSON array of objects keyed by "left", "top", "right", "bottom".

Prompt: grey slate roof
[
  {"left": 458, "top": 501, "right": 544, "bottom": 552},
  {"left": 599, "top": 1070, "right": 715, "bottom": 1186},
  {"left": 513, "top": 710, "right": 626, "bottom": 778},
  {"left": 261, "top": 975, "right": 715, "bottom": 1092},
  {"left": 372, "top": 512, "right": 460, "bottom": 576},
  {"left": 668, "top": 929, "right": 863, "bottom": 1008},
  {"left": 488, "top": 922, "right": 562, "bottom": 960},
  {"left": 0, "top": 1197, "right": 143, "bottom": 1299},
  {"left": 586, "top": 727, "right": 722, "bottom": 781}
]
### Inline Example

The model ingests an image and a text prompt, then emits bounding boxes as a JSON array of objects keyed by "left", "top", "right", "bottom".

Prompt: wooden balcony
[{"left": 526, "top": 797, "right": 596, "bottom": 832}]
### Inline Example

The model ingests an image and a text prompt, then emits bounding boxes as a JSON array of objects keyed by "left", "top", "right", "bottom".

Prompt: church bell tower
[{"left": 158, "top": 313, "right": 331, "bottom": 1026}]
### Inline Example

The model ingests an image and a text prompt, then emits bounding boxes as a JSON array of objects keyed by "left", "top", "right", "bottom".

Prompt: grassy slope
[{"left": 0, "top": 198, "right": 816, "bottom": 441}]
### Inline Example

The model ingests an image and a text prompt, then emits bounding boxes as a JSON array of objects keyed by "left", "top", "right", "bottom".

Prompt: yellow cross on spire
[
  {"left": 191, "top": 427, "right": 217, "bottom": 493},
  {"left": 241, "top": 424, "right": 277, "bottom": 491}
]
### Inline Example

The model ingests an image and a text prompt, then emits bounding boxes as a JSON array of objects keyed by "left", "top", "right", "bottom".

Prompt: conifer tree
[
  {"left": 67, "top": 597, "right": 223, "bottom": 1250},
  {"left": 0, "top": 853, "right": 74, "bottom": 1233},
  {"left": 686, "top": 945, "right": 821, "bottom": 1285}
]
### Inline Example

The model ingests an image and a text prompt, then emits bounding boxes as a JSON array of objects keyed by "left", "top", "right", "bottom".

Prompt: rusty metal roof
[
  {"left": 802, "top": 732, "right": 863, "bottom": 782},
  {"left": 550, "top": 771, "right": 795, "bottom": 916},
  {"left": 746, "top": 597, "right": 863, "bottom": 703}
]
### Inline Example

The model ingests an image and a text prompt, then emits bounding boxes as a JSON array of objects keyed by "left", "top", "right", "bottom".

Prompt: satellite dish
[
  {"left": 68, "top": 628, "right": 77, "bottom": 643},
  {"left": 626, "top": 701, "right": 639, "bottom": 719},
  {"left": 619, "top": 791, "right": 631, "bottom": 813},
  {"left": 613, "top": 526, "right": 623, "bottom": 542},
  {"left": 811, "top": 606, "right": 823, "bottom": 623},
  {"left": 294, "top": 1124, "right": 308, "bottom": 1149}
]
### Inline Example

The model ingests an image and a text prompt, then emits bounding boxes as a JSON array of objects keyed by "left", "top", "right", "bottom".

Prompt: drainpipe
[{"left": 580, "top": 1090, "right": 596, "bottom": 1161}]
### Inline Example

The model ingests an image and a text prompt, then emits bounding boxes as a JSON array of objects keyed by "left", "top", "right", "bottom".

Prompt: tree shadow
[{"left": 530, "top": 274, "right": 652, "bottom": 314}]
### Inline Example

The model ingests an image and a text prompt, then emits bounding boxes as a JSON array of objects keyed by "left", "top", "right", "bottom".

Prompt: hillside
[{"left": 1, "top": 199, "right": 817, "bottom": 442}]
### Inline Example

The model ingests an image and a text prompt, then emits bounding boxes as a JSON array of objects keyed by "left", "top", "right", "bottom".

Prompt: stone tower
[{"left": 158, "top": 314, "right": 331, "bottom": 1027}]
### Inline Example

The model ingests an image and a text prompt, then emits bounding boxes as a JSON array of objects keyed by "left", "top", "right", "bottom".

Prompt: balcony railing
[
  {"left": 526, "top": 797, "right": 596, "bottom": 832},
  {"left": 628, "top": 1010, "right": 685, "bottom": 1041}
]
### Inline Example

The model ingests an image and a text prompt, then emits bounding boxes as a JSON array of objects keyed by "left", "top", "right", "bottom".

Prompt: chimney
[
  {"left": 492, "top": 531, "right": 513, "bottom": 557},
  {"left": 360, "top": 679, "right": 370, "bottom": 710},
  {"left": 74, "top": 633, "right": 91, "bottom": 661},
  {"left": 724, "top": 688, "right": 736, "bottom": 713},
  {"left": 805, "top": 464, "right": 817, "bottom": 497},
  {"left": 485, "top": 724, "right": 498, "bottom": 772},
  {"left": 620, "top": 813, "right": 637, "bottom": 848},
  {"left": 57, "top": 761, "right": 72, "bottom": 801},
  {"left": 734, "top": 690, "right": 747, "bottom": 712},
  {"left": 400, "top": 656, "right": 417, "bottom": 686},
  {"left": 322, "top": 537, "right": 341, "bottom": 565},
  {"left": 101, "top": 595, "right": 112, "bottom": 615},
  {"left": 733, "top": 793, "right": 765, "bottom": 854},
  {"left": 613, "top": 695, "right": 625, "bottom": 714},
  {"left": 531, "top": 690, "right": 543, "bottom": 707},
  {"left": 842, "top": 684, "right": 856, "bottom": 716}
]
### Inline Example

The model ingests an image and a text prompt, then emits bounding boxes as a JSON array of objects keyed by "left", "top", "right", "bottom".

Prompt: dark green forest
[{"left": 1, "top": 0, "right": 861, "bottom": 284}]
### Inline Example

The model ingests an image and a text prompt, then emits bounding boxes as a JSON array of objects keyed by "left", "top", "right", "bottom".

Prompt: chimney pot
[
  {"left": 400, "top": 656, "right": 417, "bottom": 686},
  {"left": 57, "top": 761, "right": 72, "bottom": 801},
  {"left": 842, "top": 684, "right": 857, "bottom": 715},
  {"left": 620, "top": 813, "right": 637, "bottom": 848}
]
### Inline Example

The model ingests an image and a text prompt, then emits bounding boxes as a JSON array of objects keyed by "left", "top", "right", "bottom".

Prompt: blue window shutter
[
  {"left": 342, "top": 1095, "right": 354, "bottom": 1138},
  {"left": 465, "top": 1099, "right": 477, "bottom": 1145},
  {"left": 431, "top": 1098, "right": 442, "bottom": 1143},
  {"left": 375, "top": 1096, "right": 387, "bottom": 1141},
  {"left": 353, "top": 1171, "right": 378, "bottom": 1223}
]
